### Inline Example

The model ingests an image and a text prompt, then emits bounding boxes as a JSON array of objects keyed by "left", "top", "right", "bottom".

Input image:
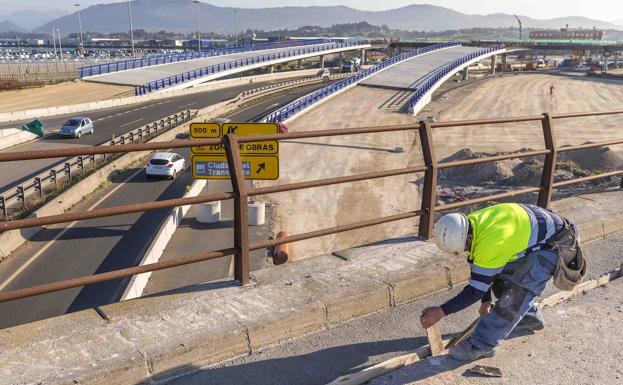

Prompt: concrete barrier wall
[
  {"left": 121, "top": 179, "right": 206, "bottom": 300},
  {"left": 1, "top": 189, "right": 622, "bottom": 385},
  {"left": 0, "top": 128, "right": 39, "bottom": 151},
  {"left": 0, "top": 69, "right": 320, "bottom": 124}
]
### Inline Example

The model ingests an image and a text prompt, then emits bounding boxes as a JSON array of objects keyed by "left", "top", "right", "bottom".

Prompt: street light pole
[
  {"left": 57, "top": 29, "right": 63, "bottom": 61},
  {"left": 52, "top": 28, "right": 58, "bottom": 61},
  {"left": 234, "top": 9, "right": 238, "bottom": 48},
  {"left": 193, "top": 0, "right": 201, "bottom": 51},
  {"left": 127, "top": 0, "right": 135, "bottom": 57},
  {"left": 74, "top": 3, "right": 84, "bottom": 54}
]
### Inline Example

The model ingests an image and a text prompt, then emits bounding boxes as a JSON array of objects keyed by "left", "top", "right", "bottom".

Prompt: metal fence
[
  {"left": 1, "top": 110, "right": 623, "bottom": 302},
  {"left": 134, "top": 40, "right": 369, "bottom": 96},
  {"left": 0, "top": 110, "right": 194, "bottom": 220},
  {"left": 79, "top": 39, "right": 332, "bottom": 78},
  {"left": 408, "top": 44, "right": 505, "bottom": 111},
  {"left": 263, "top": 42, "right": 461, "bottom": 123}
]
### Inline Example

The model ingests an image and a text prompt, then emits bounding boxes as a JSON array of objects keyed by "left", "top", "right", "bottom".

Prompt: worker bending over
[{"left": 421, "top": 203, "right": 585, "bottom": 361}]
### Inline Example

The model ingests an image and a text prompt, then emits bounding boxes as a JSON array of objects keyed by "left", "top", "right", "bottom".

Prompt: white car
[{"left": 145, "top": 152, "right": 185, "bottom": 179}]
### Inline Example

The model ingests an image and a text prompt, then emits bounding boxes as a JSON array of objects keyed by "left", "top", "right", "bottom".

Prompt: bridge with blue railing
[
  {"left": 263, "top": 42, "right": 506, "bottom": 122},
  {"left": 82, "top": 40, "right": 370, "bottom": 95},
  {"left": 79, "top": 39, "right": 331, "bottom": 78}
]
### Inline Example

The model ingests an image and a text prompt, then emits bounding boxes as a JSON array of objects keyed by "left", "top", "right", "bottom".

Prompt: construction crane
[{"left": 514, "top": 14, "right": 523, "bottom": 40}]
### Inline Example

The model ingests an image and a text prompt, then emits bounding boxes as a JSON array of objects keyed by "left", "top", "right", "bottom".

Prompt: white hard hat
[{"left": 433, "top": 213, "right": 469, "bottom": 255}]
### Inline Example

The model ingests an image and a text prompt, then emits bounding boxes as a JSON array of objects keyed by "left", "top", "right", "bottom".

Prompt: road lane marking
[
  {"left": 179, "top": 102, "right": 197, "bottom": 108},
  {"left": 120, "top": 118, "right": 144, "bottom": 128},
  {"left": 0, "top": 166, "right": 146, "bottom": 291}
]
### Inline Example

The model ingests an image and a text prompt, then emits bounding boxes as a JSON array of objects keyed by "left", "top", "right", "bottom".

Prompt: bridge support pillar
[
  {"left": 462, "top": 67, "right": 469, "bottom": 80},
  {"left": 297, "top": 59, "right": 303, "bottom": 70},
  {"left": 501, "top": 53, "right": 508, "bottom": 72},
  {"left": 360, "top": 49, "right": 366, "bottom": 64},
  {"left": 490, "top": 55, "right": 497, "bottom": 75},
  {"left": 269, "top": 65, "right": 275, "bottom": 74},
  {"left": 339, "top": 52, "right": 344, "bottom": 70},
  {"left": 615, "top": 54, "right": 619, "bottom": 69},
  {"left": 320, "top": 55, "right": 325, "bottom": 68}
]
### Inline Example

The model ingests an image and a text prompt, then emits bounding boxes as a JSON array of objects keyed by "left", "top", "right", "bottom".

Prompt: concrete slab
[
  {"left": 360, "top": 46, "right": 478, "bottom": 90},
  {"left": 86, "top": 43, "right": 351, "bottom": 87}
]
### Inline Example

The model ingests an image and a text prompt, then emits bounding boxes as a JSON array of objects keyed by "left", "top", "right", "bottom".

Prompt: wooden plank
[{"left": 426, "top": 323, "right": 444, "bottom": 356}]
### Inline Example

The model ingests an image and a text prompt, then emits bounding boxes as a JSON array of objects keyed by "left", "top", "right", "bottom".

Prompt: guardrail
[
  {"left": 134, "top": 40, "right": 370, "bottom": 96},
  {"left": 0, "top": 110, "right": 195, "bottom": 220},
  {"left": 408, "top": 44, "right": 505, "bottom": 112},
  {"left": 79, "top": 39, "right": 331, "bottom": 78},
  {"left": 1, "top": 109, "right": 622, "bottom": 303},
  {"left": 263, "top": 42, "right": 461, "bottom": 122}
]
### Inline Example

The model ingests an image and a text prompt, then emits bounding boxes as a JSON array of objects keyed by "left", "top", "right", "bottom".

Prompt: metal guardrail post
[
  {"left": 78, "top": 157, "right": 84, "bottom": 173},
  {"left": 16, "top": 186, "right": 25, "bottom": 207},
  {"left": 64, "top": 162, "right": 71, "bottom": 180},
  {"left": 538, "top": 113, "right": 557, "bottom": 208},
  {"left": 50, "top": 169, "right": 57, "bottom": 186},
  {"left": 224, "top": 134, "right": 250, "bottom": 285},
  {"left": 0, "top": 196, "right": 6, "bottom": 219},
  {"left": 129, "top": 132, "right": 135, "bottom": 143},
  {"left": 34, "top": 177, "right": 43, "bottom": 198},
  {"left": 138, "top": 128, "right": 143, "bottom": 142},
  {"left": 417, "top": 120, "right": 438, "bottom": 239}
]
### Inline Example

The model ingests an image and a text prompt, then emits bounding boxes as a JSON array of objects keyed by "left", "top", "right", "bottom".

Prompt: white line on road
[
  {"left": 0, "top": 167, "right": 146, "bottom": 291},
  {"left": 120, "top": 118, "right": 144, "bottom": 128},
  {"left": 179, "top": 102, "right": 197, "bottom": 108}
]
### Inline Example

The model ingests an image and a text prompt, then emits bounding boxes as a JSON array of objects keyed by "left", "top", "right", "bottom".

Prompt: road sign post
[{"left": 190, "top": 122, "right": 280, "bottom": 180}]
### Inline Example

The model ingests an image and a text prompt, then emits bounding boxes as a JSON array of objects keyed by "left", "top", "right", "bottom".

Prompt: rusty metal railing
[{"left": 1, "top": 109, "right": 623, "bottom": 303}]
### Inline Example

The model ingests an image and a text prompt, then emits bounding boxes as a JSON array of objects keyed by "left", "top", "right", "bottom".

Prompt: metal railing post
[
  {"left": 64, "top": 162, "right": 71, "bottom": 180},
  {"left": 0, "top": 196, "right": 6, "bottom": 219},
  {"left": 16, "top": 186, "right": 25, "bottom": 207},
  {"left": 224, "top": 134, "right": 250, "bottom": 285},
  {"left": 538, "top": 113, "right": 557, "bottom": 208},
  {"left": 50, "top": 169, "right": 57, "bottom": 186},
  {"left": 34, "top": 177, "right": 43, "bottom": 197},
  {"left": 417, "top": 120, "right": 438, "bottom": 239}
]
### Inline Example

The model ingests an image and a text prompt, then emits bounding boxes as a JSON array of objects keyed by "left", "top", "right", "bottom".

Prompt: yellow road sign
[
  {"left": 191, "top": 122, "right": 279, "bottom": 155},
  {"left": 190, "top": 123, "right": 221, "bottom": 138},
  {"left": 192, "top": 155, "right": 279, "bottom": 180}
]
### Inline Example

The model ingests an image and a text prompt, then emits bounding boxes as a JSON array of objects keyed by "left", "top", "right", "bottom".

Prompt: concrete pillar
[
  {"left": 462, "top": 67, "right": 469, "bottom": 80},
  {"left": 615, "top": 54, "right": 619, "bottom": 69},
  {"left": 297, "top": 59, "right": 302, "bottom": 70},
  {"left": 501, "top": 53, "right": 508, "bottom": 72},
  {"left": 490, "top": 55, "right": 497, "bottom": 75},
  {"left": 269, "top": 65, "right": 274, "bottom": 74},
  {"left": 339, "top": 52, "right": 344, "bottom": 70},
  {"left": 320, "top": 55, "right": 325, "bottom": 68},
  {"left": 360, "top": 49, "right": 366, "bottom": 64}
]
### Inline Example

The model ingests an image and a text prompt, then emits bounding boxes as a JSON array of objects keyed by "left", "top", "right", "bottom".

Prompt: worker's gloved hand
[
  {"left": 420, "top": 306, "right": 445, "bottom": 329},
  {"left": 479, "top": 302, "right": 493, "bottom": 316}
]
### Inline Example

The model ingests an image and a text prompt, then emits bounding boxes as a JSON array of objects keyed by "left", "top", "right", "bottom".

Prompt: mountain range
[
  {"left": 0, "top": 10, "right": 68, "bottom": 32},
  {"left": 19, "top": 1, "right": 623, "bottom": 35}
]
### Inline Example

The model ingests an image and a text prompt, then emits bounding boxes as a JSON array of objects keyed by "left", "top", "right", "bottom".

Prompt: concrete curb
[
  {"left": 0, "top": 129, "right": 39, "bottom": 151},
  {"left": 0, "top": 69, "right": 319, "bottom": 124},
  {"left": 121, "top": 179, "right": 207, "bottom": 301},
  {"left": 2, "top": 190, "right": 622, "bottom": 385}
]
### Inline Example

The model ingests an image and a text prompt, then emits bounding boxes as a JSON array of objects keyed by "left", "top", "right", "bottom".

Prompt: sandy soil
[
  {"left": 259, "top": 72, "right": 623, "bottom": 260},
  {"left": 0, "top": 80, "right": 133, "bottom": 112}
]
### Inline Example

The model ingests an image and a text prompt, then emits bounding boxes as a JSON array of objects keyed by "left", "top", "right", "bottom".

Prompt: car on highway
[
  {"left": 145, "top": 152, "right": 185, "bottom": 179},
  {"left": 59, "top": 117, "right": 94, "bottom": 138}
]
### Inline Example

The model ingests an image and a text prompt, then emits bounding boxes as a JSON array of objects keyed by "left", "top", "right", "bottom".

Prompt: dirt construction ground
[
  {"left": 257, "top": 72, "right": 623, "bottom": 260},
  {"left": 0, "top": 80, "right": 133, "bottom": 112}
]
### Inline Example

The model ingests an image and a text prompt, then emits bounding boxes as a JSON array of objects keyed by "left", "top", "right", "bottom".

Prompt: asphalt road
[
  {"left": 161, "top": 232, "right": 623, "bottom": 385},
  {"left": 0, "top": 77, "right": 308, "bottom": 194},
  {"left": 0, "top": 83, "right": 329, "bottom": 329}
]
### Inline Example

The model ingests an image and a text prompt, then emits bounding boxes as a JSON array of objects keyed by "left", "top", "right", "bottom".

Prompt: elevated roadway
[{"left": 83, "top": 41, "right": 370, "bottom": 90}]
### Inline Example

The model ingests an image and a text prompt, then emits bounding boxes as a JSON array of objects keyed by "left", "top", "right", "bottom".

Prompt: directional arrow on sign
[{"left": 256, "top": 163, "right": 266, "bottom": 174}]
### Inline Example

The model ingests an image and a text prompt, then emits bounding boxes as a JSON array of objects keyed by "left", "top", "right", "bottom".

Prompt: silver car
[{"left": 59, "top": 117, "right": 94, "bottom": 138}]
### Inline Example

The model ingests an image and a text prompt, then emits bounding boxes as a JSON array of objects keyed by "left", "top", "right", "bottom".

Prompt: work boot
[
  {"left": 448, "top": 339, "right": 495, "bottom": 361},
  {"left": 513, "top": 312, "right": 545, "bottom": 332}
]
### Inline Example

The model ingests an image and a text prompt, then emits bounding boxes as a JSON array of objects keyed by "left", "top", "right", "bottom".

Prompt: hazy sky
[{"left": 1, "top": 0, "right": 622, "bottom": 22}]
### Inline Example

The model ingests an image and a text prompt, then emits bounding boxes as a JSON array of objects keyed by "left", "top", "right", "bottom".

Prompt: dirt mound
[
  {"left": 438, "top": 149, "right": 521, "bottom": 184},
  {"left": 562, "top": 145, "right": 623, "bottom": 172}
]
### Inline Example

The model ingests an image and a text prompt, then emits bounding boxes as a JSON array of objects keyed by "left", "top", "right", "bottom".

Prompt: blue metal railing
[
  {"left": 79, "top": 39, "right": 332, "bottom": 78},
  {"left": 263, "top": 42, "right": 461, "bottom": 123},
  {"left": 408, "top": 44, "right": 504, "bottom": 111},
  {"left": 134, "top": 40, "right": 370, "bottom": 96}
]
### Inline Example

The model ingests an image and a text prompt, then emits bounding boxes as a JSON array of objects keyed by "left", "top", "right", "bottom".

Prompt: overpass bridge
[{"left": 82, "top": 40, "right": 370, "bottom": 95}]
